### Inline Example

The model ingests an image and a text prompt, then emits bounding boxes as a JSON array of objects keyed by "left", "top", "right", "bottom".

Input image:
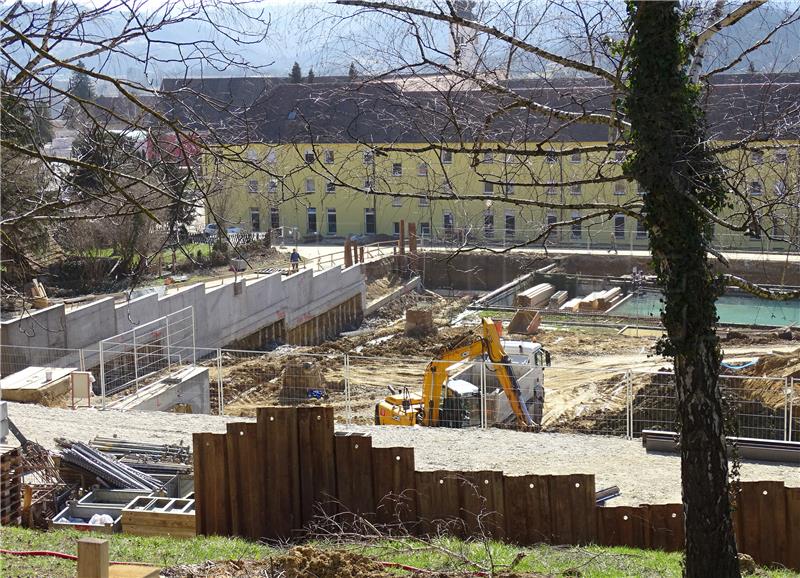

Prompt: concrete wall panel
[{"left": 65, "top": 298, "right": 116, "bottom": 350}]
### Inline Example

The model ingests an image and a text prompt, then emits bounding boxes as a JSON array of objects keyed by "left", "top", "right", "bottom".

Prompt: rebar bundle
[{"left": 56, "top": 439, "right": 160, "bottom": 490}]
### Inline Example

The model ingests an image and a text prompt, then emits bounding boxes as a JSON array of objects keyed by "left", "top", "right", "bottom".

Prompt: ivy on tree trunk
[{"left": 626, "top": 2, "right": 740, "bottom": 577}]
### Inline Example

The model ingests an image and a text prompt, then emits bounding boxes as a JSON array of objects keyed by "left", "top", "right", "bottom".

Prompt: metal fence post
[
  {"left": 99, "top": 342, "right": 106, "bottom": 410},
  {"left": 216, "top": 348, "right": 224, "bottom": 416},
  {"left": 132, "top": 330, "right": 139, "bottom": 394},
  {"left": 191, "top": 309, "right": 197, "bottom": 364},
  {"left": 480, "top": 361, "right": 487, "bottom": 429},
  {"left": 344, "top": 353, "right": 351, "bottom": 426},
  {"left": 788, "top": 377, "right": 795, "bottom": 442},
  {"left": 626, "top": 370, "right": 633, "bottom": 439},
  {"left": 79, "top": 348, "right": 85, "bottom": 372},
  {"left": 165, "top": 318, "right": 172, "bottom": 373}
]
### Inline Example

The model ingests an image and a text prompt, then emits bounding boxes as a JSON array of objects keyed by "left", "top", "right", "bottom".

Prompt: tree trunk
[{"left": 627, "top": 3, "right": 740, "bottom": 576}]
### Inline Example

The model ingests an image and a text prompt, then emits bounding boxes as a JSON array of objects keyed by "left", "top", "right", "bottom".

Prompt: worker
[{"left": 289, "top": 248, "right": 302, "bottom": 272}]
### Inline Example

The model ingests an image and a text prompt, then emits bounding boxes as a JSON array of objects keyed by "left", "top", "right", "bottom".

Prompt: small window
[
  {"left": 419, "top": 196, "right": 430, "bottom": 207},
  {"left": 327, "top": 208, "right": 337, "bottom": 235},
  {"left": 483, "top": 152, "right": 493, "bottom": 164},
  {"left": 418, "top": 163, "right": 428, "bottom": 176},
  {"left": 441, "top": 149, "right": 453, "bottom": 164},
  {"left": 484, "top": 210, "right": 494, "bottom": 238},
  {"left": 545, "top": 151, "right": 557, "bottom": 164},
  {"left": 393, "top": 221, "right": 401, "bottom": 236},
  {"left": 305, "top": 178, "right": 316, "bottom": 193},
  {"left": 749, "top": 180, "right": 762, "bottom": 196},
  {"left": 270, "top": 207, "right": 280, "bottom": 230},
  {"left": 570, "top": 151, "right": 581, "bottom": 164},
  {"left": 324, "top": 149, "right": 335, "bottom": 164},
  {"left": 247, "top": 179, "right": 259, "bottom": 194},
  {"left": 751, "top": 150, "right": 764, "bottom": 165},
  {"left": 363, "top": 178, "right": 372, "bottom": 191},
  {"left": 546, "top": 213, "right": 557, "bottom": 229},
  {"left": 775, "top": 149, "right": 788, "bottom": 164},
  {"left": 614, "top": 150, "right": 626, "bottom": 163},
  {"left": 571, "top": 211, "right": 582, "bottom": 239},
  {"left": 304, "top": 150, "right": 315, "bottom": 164},
  {"left": 268, "top": 179, "right": 278, "bottom": 193},
  {"left": 250, "top": 208, "right": 260, "bottom": 232},
  {"left": 773, "top": 215, "right": 787, "bottom": 239},
  {"left": 420, "top": 222, "right": 431, "bottom": 237},
  {"left": 614, "top": 182, "right": 626, "bottom": 196},
  {"left": 392, "top": 196, "right": 402, "bottom": 207},
  {"left": 363, "top": 150, "right": 374, "bottom": 164},
  {"left": 266, "top": 150, "right": 277, "bottom": 164},
  {"left": 484, "top": 182, "right": 494, "bottom": 195},
  {"left": 505, "top": 212, "right": 515, "bottom": 239},
  {"left": 442, "top": 182, "right": 453, "bottom": 195},
  {"left": 774, "top": 180, "right": 787, "bottom": 195},
  {"left": 307, "top": 207, "right": 317, "bottom": 233},
  {"left": 614, "top": 214, "right": 625, "bottom": 239},
  {"left": 545, "top": 182, "right": 557, "bottom": 195},
  {"left": 325, "top": 181, "right": 336, "bottom": 194},
  {"left": 570, "top": 183, "right": 581, "bottom": 195},
  {"left": 247, "top": 149, "right": 258, "bottom": 161},
  {"left": 364, "top": 207, "right": 376, "bottom": 234},
  {"left": 636, "top": 219, "right": 648, "bottom": 239},
  {"left": 392, "top": 163, "right": 403, "bottom": 176},
  {"left": 505, "top": 182, "right": 515, "bottom": 196},
  {"left": 443, "top": 212, "right": 454, "bottom": 232}
]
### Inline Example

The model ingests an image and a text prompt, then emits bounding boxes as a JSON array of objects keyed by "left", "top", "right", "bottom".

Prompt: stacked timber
[
  {"left": 577, "top": 287, "right": 623, "bottom": 312},
  {"left": 548, "top": 291, "right": 568, "bottom": 309},
  {"left": 560, "top": 297, "right": 583, "bottom": 312},
  {"left": 514, "top": 283, "right": 555, "bottom": 308},
  {"left": 0, "top": 446, "right": 22, "bottom": 526}
]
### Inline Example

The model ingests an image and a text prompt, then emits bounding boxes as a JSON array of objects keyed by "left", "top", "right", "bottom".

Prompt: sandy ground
[{"left": 6, "top": 402, "right": 798, "bottom": 507}]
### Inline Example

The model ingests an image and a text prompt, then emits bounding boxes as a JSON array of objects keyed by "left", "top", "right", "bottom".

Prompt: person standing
[{"left": 289, "top": 248, "right": 302, "bottom": 272}]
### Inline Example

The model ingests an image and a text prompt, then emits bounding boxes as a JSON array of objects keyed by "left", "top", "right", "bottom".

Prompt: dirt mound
[
  {"left": 357, "top": 326, "right": 474, "bottom": 358},
  {"left": 164, "top": 547, "right": 390, "bottom": 577}
]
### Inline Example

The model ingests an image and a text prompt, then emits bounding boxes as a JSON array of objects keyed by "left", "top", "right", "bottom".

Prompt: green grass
[{"left": 1, "top": 527, "right": 797, "bottom": 577}]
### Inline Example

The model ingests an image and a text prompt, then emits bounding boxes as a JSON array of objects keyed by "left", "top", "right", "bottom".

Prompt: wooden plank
[
  {"left": 192, "top": 432, "right": 229, "bottom": 536},
  {"left": 108, "top": 565, "right": 161, "bottom": 578},
  {"left": 415, "top": 471, "right": 462, "bottom": 537},
  {"left": 371, "top": 446, "right": 416, "bottom": 528},
  {"left": 786, "top": 487, "right": 800, "bottom": 571},
  {"left": 457, "top": 471, "right": 505, "bottom": 539},
  {"left": 567, "top": 474, "right": 596, "bottom": 545},
  {"left": 297, "top": 406, "right": 337, "bottom": 525},
  {"left": 334, "top": 433, "right": 375, "bottom": 518},
  {"left": 258, "top": 406, "right": 301, "bottom": 540}
]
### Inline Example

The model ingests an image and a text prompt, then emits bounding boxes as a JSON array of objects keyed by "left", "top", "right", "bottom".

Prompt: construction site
[{"left": 2, "top": 238, "right": 800, "bottom": 576}]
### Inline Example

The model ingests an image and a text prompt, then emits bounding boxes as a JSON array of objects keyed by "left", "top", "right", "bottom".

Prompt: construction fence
[{"left": 1, "top": 344, "right": 798, "bottom": 442}]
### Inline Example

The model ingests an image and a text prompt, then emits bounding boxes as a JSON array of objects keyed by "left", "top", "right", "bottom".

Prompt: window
[
  {"left": 304, "top": 150, "right": 315, "bottom": 164},
  {"left": 484, "top": 211, "right": 494, "bottom": 238},
  {"left": 327, "top": 208, "right": 337, "bottom": 235},
  {"left": 266, "top": 150, "right": 277, "bottom": 164},
  {"left": 614, "top": 181, "right": 627, "bottom": 196},
  {"left": 305, "top": 178, "right": 316, "bottom": 193},
  {"left": 307, "top": 207, "right": 317, "bottom": 233},
  {"left": 773, "top": 215, "right": 787, "bottom": 239},
  {"left": 365, "top": 207, "right": 376, "bottom": 234},
  {"left": 393, "top": 222, "right": 401, "bottom": 236},
  {"left": 270, "top": 207, "right": 280, "bottom": 230},
  {"left": 571, "top": 211, "right": 582, "bottom": 239},
  {"left": 570, "top": 183, "right": 581, "bottom": 195},
  {"left": 614, "top": 150, "right": 626, "bottom": 163},
  {"left": 392, "top": 163, "right": 403, "bottom": 176},
  {"left": 324, "top": 149, "right": 335, "bottom": 164},
  {"left": 545, "top": 182, "right": 557, "bottom": 195},
  {"left": 418, "top": 163, "right": 428, "bottom": 176},
  {"left": 545, "top": 151, "right": 557, "bottom": 164},
  {"left": 484, "top": 182, "right": 494, "bottom": 195},
  {"left": 774, "top": 180, "right": 787, "bottom": 196},
  {"left": 636, "top": 218, "right": 647, "bottom": 239},
  {"left": 363, "top": 150, "right": 374, "bottom": 165},
  {"left": 483, "top": 152, "right": 493, "bottom": 164},
  {"left": 268, "top": 179, "right": 278, "bottom": 193},
  {"left": 441, "top": 149, "right": 453, "bottom": 164},
  {"left": 751, "top": 150, "right": 764, "bottom": 165},
  {"left": 363, "top": 178, "right": 372, "bottom": 191},
  {"left": 505, "top": 182, "right": 515, "bottom": 196},
  {"left": 250, "top": 208, "right": 260, "bottom": 232},
  {"left": 614, "top": 214, "right": 625, "bottom": 239},
  {"left": 247, "top": 149, "right": 258, "bottom": 161},
  {"left": 420, "top": 222, "right": 431, "bottom": 237},
  {"left": 546, "top": 213, "right": 557, "bottom": 229},
  {"left": 775, "top": 149, "right": 788, "bottom": 164},
  {"left": 749, "top": 180, "right": 763, "bottom": 196},
  {"left": 392, "top": 196, "right": 402, "bottom": 207},
  {"left": 570, "top": 151, "right": 582, "bottom": 164},
  {"left": 247, "top": 179, "right": 259, "bottom": 194},
  {"left": 442, "top": 182, "right": 453, "bottom": 195},
  {"left": 325, "top": 181, "right": 336, "bottom": 194},
  {"left": 419, "top": 196, "right": 430, "bottom": 207},
  {"left": 443, "top": 212, "right": 454, "bottom": 234},
  {"left": 505, "top": 212, "right": 515, "bottom": 239}
]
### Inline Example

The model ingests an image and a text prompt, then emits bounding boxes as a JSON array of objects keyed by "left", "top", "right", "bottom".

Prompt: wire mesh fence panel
[
  {"left": 629, "top": 370, "right": 678, "bottom": 436},
  {"left": 718, "top": 374, "right": 788, "bottom": 441},
  {"left": 347, "top": 354, "right": 431, "bottom": 427},
  {"left": 791, "top": 378, "right": 799, "bottom": 442},
  {"left": 539, "top": 365, "right": 632, "bottom": 437},
  {"left": 216, "top": 348, "right": 345, "bottom": 419},
  {"left": 0, "top": 345, "right": 85, "bottom": 377}
]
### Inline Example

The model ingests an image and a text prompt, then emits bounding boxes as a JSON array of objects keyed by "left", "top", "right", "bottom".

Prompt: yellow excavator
[{"left": 374, "top": 318, "right": 550, "bottom": 428}]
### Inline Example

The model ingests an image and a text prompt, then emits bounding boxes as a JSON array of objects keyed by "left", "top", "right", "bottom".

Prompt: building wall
[{"left": 204, "top": 141, "right": 800, "bottom": 251}]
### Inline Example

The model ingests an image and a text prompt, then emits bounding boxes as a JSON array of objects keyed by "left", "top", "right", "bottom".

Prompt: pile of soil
[{"left": 163, "top": 546, "right": 390, "bottom": 578}]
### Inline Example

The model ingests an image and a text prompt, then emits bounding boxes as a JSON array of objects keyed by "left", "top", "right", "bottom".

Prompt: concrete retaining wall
[{"left": 1, "top": 264, "right": 366, "bottom": 359}]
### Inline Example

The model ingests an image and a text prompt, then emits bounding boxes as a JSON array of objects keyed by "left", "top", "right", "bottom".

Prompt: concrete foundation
[{"left": 106, "top": 366, "right": 210, "bottom": 414}]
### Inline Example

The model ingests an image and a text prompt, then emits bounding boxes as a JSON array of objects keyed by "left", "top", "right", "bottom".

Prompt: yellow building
[{"left": 196, "top": 74, "right": 799, "bottom": 251}]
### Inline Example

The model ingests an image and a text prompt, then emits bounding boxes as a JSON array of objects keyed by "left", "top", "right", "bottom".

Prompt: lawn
[{"left": 1, "top": 527, "right": 796, "bottom": 577}]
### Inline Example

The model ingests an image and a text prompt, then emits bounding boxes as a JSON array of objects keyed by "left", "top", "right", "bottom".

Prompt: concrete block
[{"left": 65, "top": 297, "right": 116, "bottom": 350}]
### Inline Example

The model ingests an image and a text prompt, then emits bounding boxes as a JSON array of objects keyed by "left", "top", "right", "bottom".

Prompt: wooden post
[
  {"left": 344, "top": 240, "right": 353, "bottom": 268},
  {"left": 77, "top": 538, "right": 109, "bottom": 578},
  {"left": 399, "top": 219, "right": 405, "bottom": 255},
  {"left": 351, "top": 243, "right": 359, "bottom": 264},
  {"left": 359, "top": 246, "right": 365, "bottom": 263},
  {"left": 408, "top": 222, "right": 418, "bottom": 254}
]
